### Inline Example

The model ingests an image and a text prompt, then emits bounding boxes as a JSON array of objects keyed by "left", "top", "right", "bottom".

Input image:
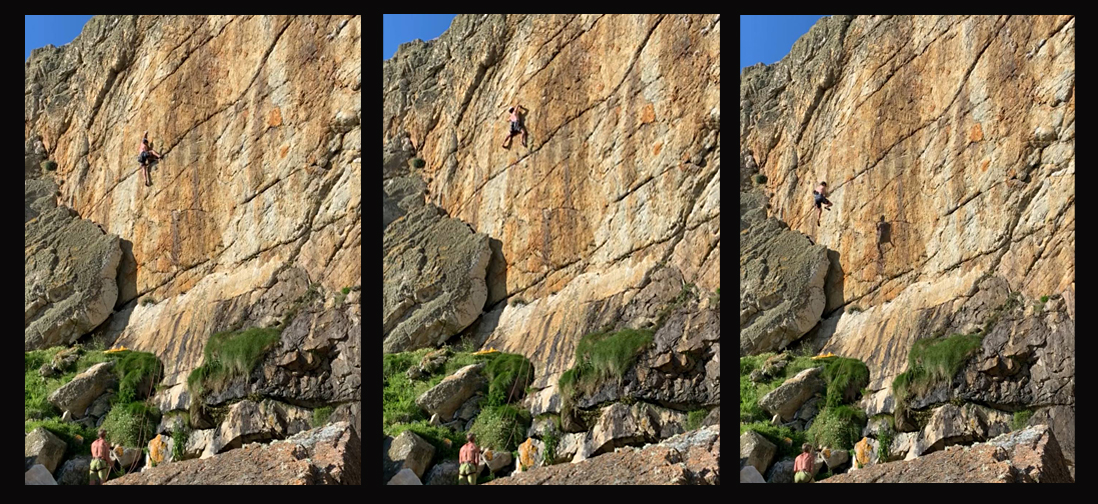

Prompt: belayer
[{"left": 138, "top": 130, "right": 162, "bottom": 187}]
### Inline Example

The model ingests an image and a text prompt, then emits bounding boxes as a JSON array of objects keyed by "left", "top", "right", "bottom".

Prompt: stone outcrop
[
  {"left": 821, "top": 425, "right": 1072, "bottom": 483},
  {"left": 56, "top": 455, "right": 92, "bottom": 485},
  {"left": 485, "top": 425, "right": 719, "bottom": 485},
  {"left": 25, "top": 464, "right": 58, "bottom": 485},
  {"left": 383, "top": 430, "right": 436, "bottom": 483},
  {"left": 740, "top": 14, "right": 1074, "bottom": 477},
  {"left": 758, "top": 366, "right": 825, "bottom": 422},
  {"left": 108, "top": 421, "right": 359, "bottom": 485},
  {"left": 383, "top": 176, "right": 491, "bottom": 353},
  {"left": 25, "top": 179, "right": 122, "bottom": 351},
  {"left": 415, "top": 363, "right": 487, "bottom": 422},
  {"left": 739, "top": 430, "right": 776, "bottom": 475},
  {"left": 739, "top": 188, "right": 829, "bottom": 356}
]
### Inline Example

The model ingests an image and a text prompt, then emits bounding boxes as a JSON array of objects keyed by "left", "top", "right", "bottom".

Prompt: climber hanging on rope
[
  {"left": 501, "top": 103, "right": 528, "bottom": 149},
  {"left": 813, "top": 181, "right": 833, "bottom": 226},
  {"left": 138, "top": 130, "right": 162, "bottom": 187}
]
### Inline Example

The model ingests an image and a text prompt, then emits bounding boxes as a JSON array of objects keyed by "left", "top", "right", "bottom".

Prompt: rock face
[
  {"left": 25, "top": 15, "right": 361, "bottom": 432},
  {"left": 383, "top": 13, "right": 720, "bottom": 399},
  {"left": 107, "top": 421, "right": 360, "bottom": 485},
  {"left": 740, "top": 14, "right": 1074, "bottom": 474},
  {"left": 485, "top": 425, "right": 719, "bottom": 485},
  {"left": 415, "top": 363, "right": 488, "bottom": 422},
  {"left": 758, "top": 366, "right": 825, "bottom": 422},
  {"left": 821, "top": 425, "right": 1073, "bottom": 483},
  {"left": 739, "top": 188, "right": 829, "bottom": 356},
  {"left": 56, "top": 455, "right": 92, "bottom": 485},
  {"left": 25, "top": 179, "right": 122, "bottom": 351},
  {"left": 383, "top": 175, "right": 492, "bottom": 353}
]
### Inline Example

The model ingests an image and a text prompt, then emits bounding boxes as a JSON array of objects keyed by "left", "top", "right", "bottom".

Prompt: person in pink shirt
[
  {"left": 138, "top": 130, "right": 162, "bottom": 187},
  {"left": 458, "top": 432, "right": 481, "bottom": 485},
  {"left": 793, "top": 443, "right": 817, "bottom": 483},
  {"left": 501, "top": 104, "right": 528, "bottom": 149}
]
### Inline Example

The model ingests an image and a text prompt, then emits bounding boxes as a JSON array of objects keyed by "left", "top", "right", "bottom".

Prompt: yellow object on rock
[
  {"left": 149, "top": 434, "right": 167, "bottom": 465},
  {"left": 472, "top": 347, "right": 500, "bottom": 355},
  {"left": 811, "top": 352, "right": 836, "bottom": 360},
  {"left": 105, "top": 346, "right": 131, "bottom": 353}
]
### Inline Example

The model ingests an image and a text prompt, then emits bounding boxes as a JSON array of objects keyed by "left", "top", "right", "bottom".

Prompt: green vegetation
[
  {"left": 753, "top": 174, "right": 767, "bottom": 184},
  {"left": 821, "top": 357, "right": 870, "bottom": 408},
  {"left": 469, "top": 403, "right": 531, "bottom": 452},
  {"left": 709, "top": 288, "right": 720, "bottom": 308},
  {"left": 877, "top": 426, "right": 893, "bottom": 463},
  {"left": 558, "top": 328, "right": 653, "bottom": 406},
  {"left": 42, "top": 160, "right": 58, "bottom": 171},
  {"left": 186, "top": 327, "right": 282, "bottom": 400},
  {"left": 683, "top": 409, "right": 708, "bottom": 431},
  {"left": 24, "top": 417, "right": 97, "bottom": 460},
  {"left": 412, "top": 158, "right": 426, "bottom": 168},
  {"left": 483, "top": 353, "right": 534, "bottom": 406},
  {"left": 389, "top": 420, "right": 466, "bottom": 461},
  {"left": 140, "top": 297, "right": 156, "bottom": 306},
  {"left": 313, "top": 406, "right": 333, "bottom": 427},
  {"left": 509, "top": 297, "right": 527, "bottom": 307},
  {"left": 806, "top": 405, "right": 866, "bottom": 451},
  {"left": 542, "top": 428, "right": 559, "bottom": 465},
  {"left": 1012, "top": 409, "right": 1034, "bottom": 431},
  {"left": 171, "top": 423, "right": 190, "bottom": 461},
  {"left": 846, "top": 305, "right": 862, "bottom": 314},
  {"left": 342, "top": 286, "right": 351, "bottom": 295},
  {"left": 115, "top": 351, "right": 163, "bottom": 403},
  {"left": 891, "top": 332, "right": 983, "bottom": 422},
  {"left": 100, "top": 399, "right": 160, "bottom": 448},
  {"left": 740, "top": 421, "right": 808, "bottom": 459},
  {"left": 1040, "top": 295, "right": 1049, "bottom": 303}
]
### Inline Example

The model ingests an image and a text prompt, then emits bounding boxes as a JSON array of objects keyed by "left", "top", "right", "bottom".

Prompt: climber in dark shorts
[
  {"left": 138, "top": 131, "right": 162, "bottom": 187},
  {"left": 813, "top": 181, "right": 833, "bottom": 226},
  {"left": 502, "top": 104, "right": 528, "bottom": 149}
]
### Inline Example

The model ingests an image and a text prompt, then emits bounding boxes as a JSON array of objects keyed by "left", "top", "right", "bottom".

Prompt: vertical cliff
[
  {"left": 740, "top": 15, "right": 1073, "bottom": 479},
  {"left": 25, "top": 15, "right": 361, "bottom": 463}
]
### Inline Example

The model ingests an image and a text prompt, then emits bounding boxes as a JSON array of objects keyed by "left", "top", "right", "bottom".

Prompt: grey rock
[
  {"left": 758, "top": 366, "right": 825, "bottom": 422},
  {"left": 56, "top": 455, "right": 92, "bottom": 485},
  {"left": 25, "top": 427, "right": 67, "bottom": 474},
  {"left": 387, "top": 467, "right": 423, "bottom": 485},
  {"left": 25, "top": 179, "right": 122, "bottom": 351},
  {"left": 415, "top": 363, "right": 486, "bottom": 421},
  {"left": 424, "top": 459, "right": 460, "bottom": 485},
  {"left": 384, "top": 430, "right": 436, "bottom": 481},
  {"left": 739, "top": 430, "right": 776, "bottom": 475},
  {"left": 740, "top": 465, "right": 766, "bottom": 483},
  {"left": 25, "top": 464, "right": 58, "bottom": 485}
]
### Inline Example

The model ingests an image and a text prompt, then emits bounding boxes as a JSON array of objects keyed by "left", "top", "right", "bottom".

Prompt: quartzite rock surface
[
  {"left": 25, "top": 179, "right": 122, "bottom": 351},
  {"left": 383, "top": 14, "right": 720, "bottom": 405}
]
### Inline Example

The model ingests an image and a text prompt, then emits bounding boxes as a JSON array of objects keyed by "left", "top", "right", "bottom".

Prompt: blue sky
[
  {"left": 26, "top": 15, "right": 92, "bottom": 61},
  {"left": 740, "top": 15, "right": 826, "bottom": 71},
  {"left": 383, "top": 14, "right": 456, "bottom": 60}
]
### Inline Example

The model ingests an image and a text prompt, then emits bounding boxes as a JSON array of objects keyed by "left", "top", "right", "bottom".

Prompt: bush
[
  {"left": 140, "top": 297, "right": 156, "bottom": 306},
  {"left": 342, "top": 286, "right": 351, "bottom": 295},
  {"left": 542, "top": 429, "right": 559, "bottom": 466},
  {"left": 100, "top": 400, "right": 160, "bottom": 449},
  {"left": 509, "top": 297, "right": 527, "bottom": 307},
  {"left": 313, "top": 406, "right": 333, "bottom": 427},
  {"left": 892, "top": 333, "right": 983, "bottom": 417},
  {"left": 171, "top": 423, "right": 190, "bottom": 461},
  {"left": 116, "top": 351, "right": 163, "bottom": 403},
  {"left": 483, "top": 353, "right": 534, "bottom": 406},
  {"left": 412, "top": 158, "right": 426, "bottom": 168},
  {"left": 846, "top": 305, "right": 862, "bottom": 314},
  {"left": 683, "top": 409, "right": 708, "bottom": 431},
  {"left": 1040, "top": 295, "right": 1049, "bottom": 303},
  {"left": 821, "top": 357, "right": 870, "bottom": 408},
  {"left": 753, "top": 174, "right": 767, "bottom": 184},
  {"left": 469, "top": 404, "right": 531, "bottom": 453},
  {"left": 877, "top": 427, "right": 893, "bottom": 463},
  {"left": 806, "top": 405, "right": 866, "bottom": 451},
  {"left": 1012, "top": 409, "right": 1034, "bottom": 431},
  {"left": 41, "top": 160, "right": 58, "bottom": 171}
]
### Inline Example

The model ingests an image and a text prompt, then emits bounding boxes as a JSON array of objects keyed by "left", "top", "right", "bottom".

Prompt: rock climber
[
  {"left": 813, "top": 181, "right": 833, "bottom": 226},
  {"left": 138, "top": 130, "right": 162, "bottom": 187},
  {"left": 89, "top": 428, "right": 113, "bottom": 485},
  {"left": 793, "top": 443, "right": 816, "bottom": 483},
  {"left": 458, "top": 432, "right": 481, "bottom": 485},
  {"left": 501, "top": 104, "right": 528, "bottom": 149}
]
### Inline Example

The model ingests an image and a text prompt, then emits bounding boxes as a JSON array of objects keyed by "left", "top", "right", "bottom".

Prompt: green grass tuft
[
  {"left": 412, "top": 158, "right": 426, "bottom": 168},
  {"left": 42, "top": 160, "right": 58, "bottom": 171},
  {"left": 558, "top": 328, "right": 653, "bottom": 405},
  {"left": 892, "top": 332, "right": 983, "bottom": 420},
  {"left": 469, "top": 403, "right": 531, "bottom": 453},
  {"left": 1012, "top": 409, "right": 1034, "bottom": 431},
  {"left": 1040, "top": 295, "right": 1049, "bottom": 303},
  {"left": 483, "top": 352, "right": 534, "bottom": 406},
  {"left": 821, "top": 357, "right": 870, "bottom": 408},
  {"left": 683, "top": 409, "right": 708, "bottom": 431},
  {"left": 312, "top": 406, "right": 333, "bottom": 427},
  {"left": 753, "top": 174, "right": 767, "bottom": 184},
  {"left": 187, "top": 327, "right": 282, "bottom": 399},
  {"left": 806, "top": 405, "right": 866, "bottom": 451}
]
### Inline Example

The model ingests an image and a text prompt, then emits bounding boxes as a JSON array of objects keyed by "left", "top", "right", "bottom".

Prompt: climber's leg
[{"left": 521, "top": 127, "right": 528, "bottom": 147}]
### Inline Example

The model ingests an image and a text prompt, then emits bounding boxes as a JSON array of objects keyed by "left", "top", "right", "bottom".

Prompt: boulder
[
  {"left": 518, "top": 437, "right": 545, "bottom": 470},
  {"left": 764, "top": 457, "right": 795, "bottom": 484},
  {"left": 47, "top": 361, "right": 116, "bottom": 418},
  {"left": 758, "top": 366, "right": 825, "bottom": 422},
  {"left": 148, "top": 434, "right": 172, "bottom": 466},
  {"left": 56, "top": 455, "right": 92, "bottom": 485},
  {"left": 819, "top": 446, "right": 848, "bottom": 469},
  {"left": 214, "top": 399, "right": 313, "bottom": 451},
  {"left": 920, "top": 403, "right": 1012, "bottom": 455},
  {"left": 183, "top": 429, "right": 218, "bottom": 460},
  {"left": 482, "top": 448, "right": 512, "bottom": 473},
  {"left": 738, "top": 430, "right": 776, "bottom": 474},
  {"left": 85, "top": 392, "right": 114, "bottom": 419},
  {"left": 24, "top": 179, "right": 122, "bottom": 351},
  {"left": 382, "top": 175, "right": 492, "bottom": 353},
  {"left": 740, "top": 465, "right": 766, "bottom": 483},
  {"left": 739, "top": 188, "right": 830, "bottom": 357},
  {"left": 424, "top": 459, "right": 460, "bottom": 485},
  {"left": 25, "top": 464, "right": 58, "bottom": 485},
  {"left": 25, "top": 427, "right": 66, "bottom": 474},
  {"left": 455, "top": 394, "right": 482, "bottom": 422},
  {"left": 387, "top": 467, "right": 423, "bottom": 485},
  {"left": 384, "top": 430, "right": 436, "bottom": 481},
  {"left": 853, "top": 436, "right": 878, "bottom": 469},
  {"left": 526, "top": 414, "right": 560, "bottom": 439},
  {"left": 406, "top": 347, "right": 450, "bottom": 380},
  {"left": 581, "top": 403, "right": 658, "bottom": 459},
  {"left": 821, "top": 425, "right": 1073, "bottom": 483},
  {"left": 554, "top": 432, "right": 584, "bottom": 464},
  {"left": 415, "top": 363, "right": 486, "bottom": 421}
]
